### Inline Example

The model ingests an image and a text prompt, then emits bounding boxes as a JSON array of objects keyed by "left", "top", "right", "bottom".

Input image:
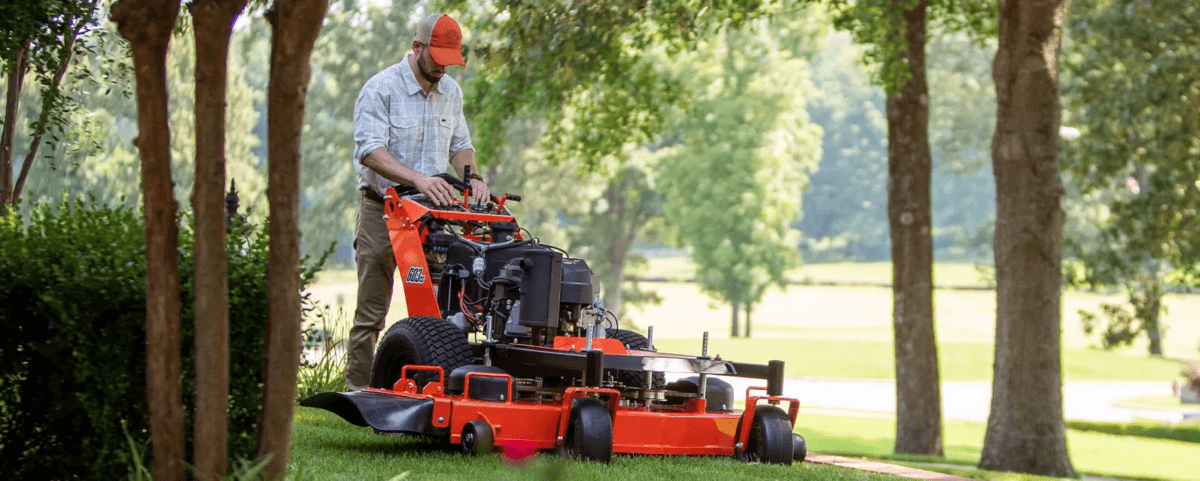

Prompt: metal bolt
[
  {"left": 557, "top": 436, "right": 564, "bottom": 443},
  {"left": 735, "top": 442, "right": 744, "bottom": 451},
  {"left": 438, "top": 417, "right": 444, "bottom": 423},
  {"left": 500, "top": 394, "right": 506, "bottom": 401}
]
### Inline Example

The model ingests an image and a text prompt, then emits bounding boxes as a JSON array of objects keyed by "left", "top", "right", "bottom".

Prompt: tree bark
[
  {"left": 730, "top": 297, "right": 740, "bottom": 338},
  {"left": 1, "top": 39, "right": 30, "bottom": 215},
  {"left": 111, "top": 1, "right": 183, "bottom": 480},
  {"left": 980, "top": 0, "right": 1076, "bottom": 476},
  {"left": 12, "top": 19, "right": 85, "bottom": 204},
  {"left": 745, "top": 302, "right": 752, "bottom": 338},
  {"left": 886, "top": 0, "right": 942, "bottom": 457},
  {"left": 604, "top": 187, "right": 627, "bottom": 320},
  {"left": 189, "top": 0, "right": 247, "bottom": 478},
  {"left": 256, "top": 0, "right": 328, "bottom": 477},
  {"left": 1144, "top": 278, "right": 1163, "bottom": 356}
]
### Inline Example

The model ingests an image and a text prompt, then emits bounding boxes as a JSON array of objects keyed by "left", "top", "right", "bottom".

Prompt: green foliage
[
  {"left": 827, "top": 0, "right": 996, "bottom": 95},
  {"left": 568, "top": 151, "right": 669, "bottom": 317},
  {"left": 451, "top": 0, "right": 779, "bottom": 169},
  {"left": 297, "top": 298, "right": 349, "bottom": 399},
  {"left": 799, "top": 32, "right": 889, "bottom": 261},
  {"left": 799, "top": 30, "right": 997, "bottom": 263},
  {"left": 1065, "top": 420, "right": 1200, "bottom": 445},
  {"left": 660, "top": 19, "right": 822, "bottom": 331},
  {"left": 1061, "top": 0, "right": 1200, "bottom": 353},
  {"left": 293, "top": 0, "right": 421, "bottom": 263},
  {"left": 0, "top": 0, "right": 103, "bottom": 138},
  {"left": 0, "top": 198, "right": 319, "bottom": 479}
]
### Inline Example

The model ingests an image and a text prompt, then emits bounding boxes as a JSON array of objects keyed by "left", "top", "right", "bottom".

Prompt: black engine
[{"left": 429, "top": 224, "right": 603, "bottom": 346}]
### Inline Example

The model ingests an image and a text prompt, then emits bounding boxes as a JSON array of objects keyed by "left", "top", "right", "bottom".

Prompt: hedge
[{"left": 0, "top": 199, "right": 322, "bottom": 479}]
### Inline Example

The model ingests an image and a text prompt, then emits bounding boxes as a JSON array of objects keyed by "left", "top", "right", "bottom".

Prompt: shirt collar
[{"left": 400, "top": 54, "right": 444, "bottom": 96}]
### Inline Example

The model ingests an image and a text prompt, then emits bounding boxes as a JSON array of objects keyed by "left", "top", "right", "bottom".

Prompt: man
[{"left": 346, "top": 13, "right": 490, "bottom": 391}]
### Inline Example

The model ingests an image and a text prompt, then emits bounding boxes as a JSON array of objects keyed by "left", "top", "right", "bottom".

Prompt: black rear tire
[
  {"left": 369, "top": 316, "right": 472, "bottom": 390},
  {"left": 461, "top": 420, "right": 495, "bottom": 454},
  {"left": 557, "top": 397, "right": 613, "bottom": 463},
  {"left": 604, "top": 328, "right": 664, "bottom": 389},
  {"left": 736, "top": 405, "right": 794, "bottom": 465}
]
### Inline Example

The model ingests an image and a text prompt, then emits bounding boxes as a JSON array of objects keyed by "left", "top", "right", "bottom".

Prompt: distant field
[
  {"left": 652, "top": 337, "right": 1183, "bottom": 382},
  {"left": 639, "top": 258, "right": 994, "bottom": 287}
]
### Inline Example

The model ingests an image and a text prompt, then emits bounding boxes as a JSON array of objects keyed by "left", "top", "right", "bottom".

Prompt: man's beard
[{"left": 418, "top": 57, "right": 442, "bottom": 85}]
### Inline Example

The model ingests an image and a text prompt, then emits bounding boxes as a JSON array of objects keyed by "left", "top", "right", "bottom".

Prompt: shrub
[
  {"left": 296, "top": 296, "right": 348, "bottom": 400},
  {"left": 0, "top": 198, "right": 323, "bottom": 479}
]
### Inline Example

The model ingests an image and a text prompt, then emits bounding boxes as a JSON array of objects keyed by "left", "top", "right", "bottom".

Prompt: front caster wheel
[
  {"left": 736, "top": 405, "right": 794, "bottom": 465},
  {"left": 792, "top": 432, "right": 807, "bottom": 462},
  {"left": 461, "top": 420, "right": 495, "bottom": 454},
  {"left": 557, "top": 397, "right": 612, "bottom": 463}
]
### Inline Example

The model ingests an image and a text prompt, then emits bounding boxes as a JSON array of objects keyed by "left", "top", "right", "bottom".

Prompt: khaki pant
[{"left": 345, "top": 194, "right": 395, "bottom": 391}]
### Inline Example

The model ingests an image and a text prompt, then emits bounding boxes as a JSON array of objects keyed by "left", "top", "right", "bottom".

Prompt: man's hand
[
  {"left": 414, "top": 174, "right": 457, "bottom": 206},
  {"left": 469, "top": 178, "right": 491, "bottom": 205}
]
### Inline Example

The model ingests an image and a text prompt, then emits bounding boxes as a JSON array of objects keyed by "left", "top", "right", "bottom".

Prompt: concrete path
[{"left": 806, "top": 453, "right": 972, "bottom": 480}]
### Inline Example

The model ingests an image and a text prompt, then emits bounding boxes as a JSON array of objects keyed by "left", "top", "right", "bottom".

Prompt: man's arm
[
  {"left": 361, "top": 148, "right": 458, "bottom": 206},
  {"left": 449, "top": 148, "right": 491, "bottom": 203}
]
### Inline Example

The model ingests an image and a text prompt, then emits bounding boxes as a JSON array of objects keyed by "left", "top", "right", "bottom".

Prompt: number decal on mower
[{"left": 404, "top": 266, "right": 427, "bottom": 284}]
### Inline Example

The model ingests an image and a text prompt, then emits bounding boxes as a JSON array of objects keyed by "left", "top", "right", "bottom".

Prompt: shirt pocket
[
  {"left": 387, "top": 114, "right": 421, "bottom": 159},
  {"left": 435, "top": 115, "right": 454, "bottom": 154}
]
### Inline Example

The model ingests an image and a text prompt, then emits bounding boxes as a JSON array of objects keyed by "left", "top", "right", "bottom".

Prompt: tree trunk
[
  {"left": 1, "top": 39, "right": 30, "bottom": 215},
  {"left": 730, "top": 299, "right": 740, "bottom": 338},
  {"left": 111, "top": 1, "right": 184, "bottom": 480},
  {"left": 256, "top": 0, "right": 328, "bottom": 477},
  {"left": 1144, "top": 277, "right": 1163, "bottom": 356},
  {"left": 745, "top": 302, "right": 752, "bottom": 338},
  {"left": 886, "top": 0, "right": 942, "bottom": 457},
  {"left": 605, "top": 188, "right": 628, "bottom": 320},
  {"left": 189, "top": 0, "right": 247, "bottom": 478},
  {"left": 980, "top": 0, "right": 1076, "bottom": 476}
]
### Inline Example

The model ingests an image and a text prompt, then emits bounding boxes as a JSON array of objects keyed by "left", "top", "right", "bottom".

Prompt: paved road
[{"left": 701, "top": 376, "right": 1191, "bottom": 423}]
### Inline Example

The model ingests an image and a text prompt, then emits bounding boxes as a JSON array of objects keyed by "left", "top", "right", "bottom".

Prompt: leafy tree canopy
[{"left": 449, "top": 0, "right": 778, "bottom": 169}]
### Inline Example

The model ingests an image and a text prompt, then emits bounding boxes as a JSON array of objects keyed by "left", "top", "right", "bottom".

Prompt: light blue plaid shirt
[{"left": 353, "top": 55, "right": 474, "bottom": 196}]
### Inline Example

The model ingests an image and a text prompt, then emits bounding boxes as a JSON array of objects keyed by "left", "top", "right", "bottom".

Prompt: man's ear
[{"left": 412, "top": 41, "right": 421, "bottom": 54}]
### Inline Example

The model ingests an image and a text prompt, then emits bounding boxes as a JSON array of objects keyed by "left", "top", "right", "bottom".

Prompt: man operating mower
[{"left": 346, "top": 13, "right": 490, "bottom": 391}]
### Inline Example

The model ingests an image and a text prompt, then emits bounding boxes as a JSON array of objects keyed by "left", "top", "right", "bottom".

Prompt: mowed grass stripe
[
  {"left": 653, "top": 338, "right": 1182, "bottom": 382},
  {"left": 290, "top": 407, "right": 905, "bottom": 480}
]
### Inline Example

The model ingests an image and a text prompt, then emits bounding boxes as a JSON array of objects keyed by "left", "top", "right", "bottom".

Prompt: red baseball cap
[{"left": 415, "top": 13, "right": 465, "bottom": 67}]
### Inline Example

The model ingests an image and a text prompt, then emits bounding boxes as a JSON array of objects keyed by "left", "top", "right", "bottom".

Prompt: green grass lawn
[
  {"left": 290, "top": 406, "right": 1200, "bottom": 481},
  {"left": 797, "top": 409, "right": 1200, "bottom": 481},
  {"left": 290, "top": 407, "right": 904, "bottom": 480}
]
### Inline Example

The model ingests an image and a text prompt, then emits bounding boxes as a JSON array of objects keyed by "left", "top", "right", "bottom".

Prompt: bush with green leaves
[{"left": 0, "top": 198, "right": 322, "bottom": 479}]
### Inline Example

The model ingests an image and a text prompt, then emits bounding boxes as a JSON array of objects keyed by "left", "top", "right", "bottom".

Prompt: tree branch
[{"left": 11, "top": 19, "right": 84, "bottom": 204}]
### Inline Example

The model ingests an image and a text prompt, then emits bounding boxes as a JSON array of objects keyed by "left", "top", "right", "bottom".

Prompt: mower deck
[{"left": 302, "top": 365, "right": 800, "bottom": 457}]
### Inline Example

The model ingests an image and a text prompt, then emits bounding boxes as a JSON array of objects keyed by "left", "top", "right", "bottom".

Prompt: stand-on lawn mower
[{"left": 301, "top": 169, "right": 807, "bottom": 464}]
